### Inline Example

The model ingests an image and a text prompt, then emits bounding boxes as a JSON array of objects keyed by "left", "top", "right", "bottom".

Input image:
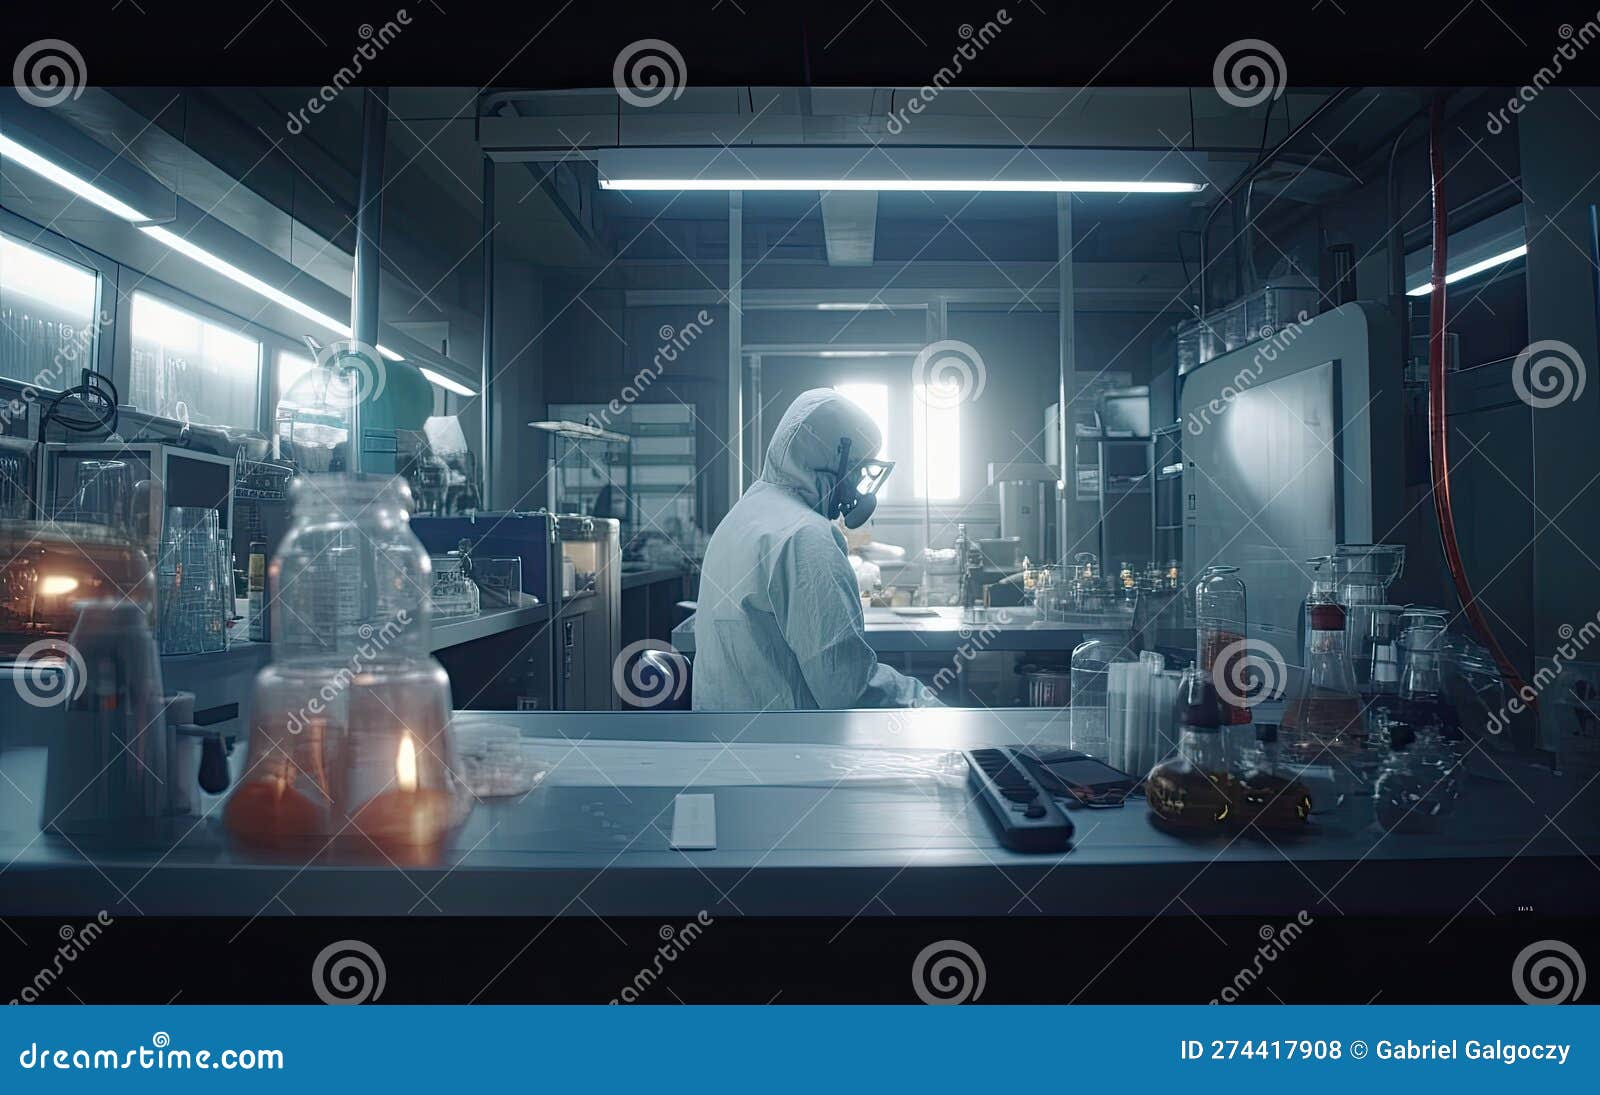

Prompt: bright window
[
  {"left": 913, "top": 382, "right": 961, "bottom": 499},
  {"left": 276, "top": 351, "right": 316, "bottom": 404},
  {"left": 129, "top": 292, "right": 261, "bottom": 428},
  {"left": 835, "top": 382, "right": 889, "bottom": 459},
  {"left": 0, "top": 232, "right": 99, "bottom": 389}
]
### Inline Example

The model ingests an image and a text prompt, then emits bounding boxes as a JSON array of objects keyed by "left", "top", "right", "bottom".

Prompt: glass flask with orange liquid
[
  {"left": 1282, "top": 599, "right": 1366, "bottom": 755},
  {"left": 1195, "top": 565, "right": 1252, "bottom": 725},
  {"left": 1145, "top": 667, "right": 1236, "bottom": 831}
]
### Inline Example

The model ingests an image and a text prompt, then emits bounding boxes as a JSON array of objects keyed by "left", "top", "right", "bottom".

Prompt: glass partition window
[
  {"left": 0, "top": 233, "right": 100, "bottom": 390},
  {"left": 913, "top": 382, "right": 961, "bottom": 500},
  {"left": 836, "top": 382, "right": 890, "bottom": 459},
  {"left": 276, "top": 351, "right": 316, "bottom": 404},
  {"left": 129, "top": 291, "right": 261, "bottom": 427}
]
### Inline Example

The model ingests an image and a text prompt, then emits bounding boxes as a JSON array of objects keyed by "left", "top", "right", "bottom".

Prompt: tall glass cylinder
[{"left": 1195, "top": 565, "right": 1251, "bottom": 724}]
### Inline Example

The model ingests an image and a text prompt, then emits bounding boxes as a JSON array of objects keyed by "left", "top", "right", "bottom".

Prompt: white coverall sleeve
[{"left": 770, "top": 523, "right": 943, "bottom": 709}]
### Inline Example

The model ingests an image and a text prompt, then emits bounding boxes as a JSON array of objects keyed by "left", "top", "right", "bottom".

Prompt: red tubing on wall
[{"left": 1426, "top": 97, "right": 1533, "bottom": 703}]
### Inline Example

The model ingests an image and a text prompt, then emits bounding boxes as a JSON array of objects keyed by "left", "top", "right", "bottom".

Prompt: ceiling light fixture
[
  {"left": 1405, "top": 244, "right": 1529, "bottom": 296},
  {"left": 600, "top": 178, "right": 1204, "bottom": 194},
  {"left": 419, "top": 367, "right": 477, "bottom": 397}
]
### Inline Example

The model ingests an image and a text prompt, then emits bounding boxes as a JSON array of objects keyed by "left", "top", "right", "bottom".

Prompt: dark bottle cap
[{"left": 1175, "top": 667, "right": 1223, "bottom": 730}]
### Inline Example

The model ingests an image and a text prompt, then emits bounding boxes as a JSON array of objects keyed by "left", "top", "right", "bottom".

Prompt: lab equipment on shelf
[
  {"left": 430, "top": 547, "right": 481, "bottom": 620},
  {"left": 225, "top": 475, "right": 471, "bottom": 862},
  {"left": 155, "top": 506, "right": 231, "bottom": 655}
]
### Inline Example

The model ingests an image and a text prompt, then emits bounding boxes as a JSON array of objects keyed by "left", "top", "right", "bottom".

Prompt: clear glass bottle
[
  {"left": 1233, "top": 723, "right": 1313, "bottom": 829},
  {"left": 1282, "top": 598, "right": 1365, "bottom": 749},
  {"left": 1396, "top": 608, "right": 1462, "bottom": 742},
  {"left": 1145, "top": 667, "right": 1236, "bottom": 831},
  {"left": 1373, "top": 723, "right": 1463, "bottom": 833},
  {"left": 1361, "top": 604, "right": 1406, "bottom": 734},
  {"left": 226, "top": 474, "right": 469, "bottom": 862},
  {"left": 1195, "top": 565, "right": 1251, "bottom": 725},
  {"left": 1069, "top": 634, "right": 1138, "bottom": 760}
]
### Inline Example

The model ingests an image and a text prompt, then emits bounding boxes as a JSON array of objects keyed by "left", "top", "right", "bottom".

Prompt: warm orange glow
[
  {"left": 395, "top": 733, "right": 418, "bottom": 792},
  {"left": 38, "top": 574, "right": 80, "bottom": 597}
]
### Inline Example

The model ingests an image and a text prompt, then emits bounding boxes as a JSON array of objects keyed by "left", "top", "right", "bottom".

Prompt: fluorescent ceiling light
[
  {"left": 1406, "top": 245, "right": 1528, "bottom": 296},
  {"left": 0, "top": 133, "right": 150, "bottom": 221},
  {"left": 817, "top": 350, "right": 902, "bottom": 358},
  {"left": 420, "top": 367, "right": 476, "bottom": 397},
  {"left": 815, "top": 302, "right": 889, "bottom": 311},
  {"left": 600, "top": 177, "right": 1203, "bottom": 193}
]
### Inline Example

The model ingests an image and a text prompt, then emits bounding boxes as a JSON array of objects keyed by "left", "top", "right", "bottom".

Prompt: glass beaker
[
  {"left": 1233, "top": 723, "right": 1313, "bottom": 829},
  {"left": 1373, "top": 723, "right": 1463, "bottom": 833},
  {"left": 1195, "top": 565, "right": 1251, "bottom": 724},
  {"left": 1330, "top": 544, "right": 1406, "bottom": 685},
  {"left": 1069, "top": 634, "right": 1138, "bottom": 760},
  {"left": 1282, "top": 599, "right": 1365, "bottom": 751}
]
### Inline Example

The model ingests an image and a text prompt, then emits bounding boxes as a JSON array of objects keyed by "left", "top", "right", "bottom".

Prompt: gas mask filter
[{"left": 826, "top": 438, "right": 894, "bottom": 530}]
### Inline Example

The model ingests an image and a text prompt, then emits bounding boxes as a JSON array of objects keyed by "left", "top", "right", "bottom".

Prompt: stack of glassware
[{"left": 155, "top": 507, "right": 231, "bottom": 655}]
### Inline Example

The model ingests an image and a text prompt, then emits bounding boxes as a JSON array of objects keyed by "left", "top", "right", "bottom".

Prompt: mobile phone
[{"left": 1014, "top": 747, "right": 1140, "bottom": 808}]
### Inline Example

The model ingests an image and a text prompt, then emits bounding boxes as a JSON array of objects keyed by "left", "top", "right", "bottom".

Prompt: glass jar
[
  {"left": 1069, "top": 634, "right": 1138, "bottom": 760},
  {"left": 227, "top": 474, "right": 468, "bottom": 862},
  {"left": 0, "top": 521, "right": 154, "bottom": 657},
  {"left": 1146, "top": 667, "right": 1236, "bottom": 831},
  {"left": 270, "top": 474, "right": 433, "bottom": 662},
  {"left": 1195, "top": 565, "right": 1251, "bottom": 724}
]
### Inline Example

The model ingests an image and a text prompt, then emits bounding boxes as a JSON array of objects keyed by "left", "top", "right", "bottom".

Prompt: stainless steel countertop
[{"left": 2, "top": 709, "right": 1594, "bottom": 919}]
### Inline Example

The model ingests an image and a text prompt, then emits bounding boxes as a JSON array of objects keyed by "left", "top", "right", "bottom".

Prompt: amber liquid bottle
[
  {"left": 1146, "top": 668, "right": 1236, "bottom": 831},
  {"left": 1283, "top": 602, "right": 1366, "bottom": 750}
]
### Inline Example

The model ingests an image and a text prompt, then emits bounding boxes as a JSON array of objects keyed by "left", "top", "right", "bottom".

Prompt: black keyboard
[{"left": 963, "top": 748, "right": 1074, "bottom": 853}]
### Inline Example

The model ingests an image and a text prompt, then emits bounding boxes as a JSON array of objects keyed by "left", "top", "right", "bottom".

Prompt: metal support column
[
  {"left": 1056, "top": 194, "right": 1076, "bottom": 568},
  {"left": 351, "top": 87, "right": 389, "bottom": 475},
  {"left": 727, "top": 190, "right": 744, "bottom": 514},
  {"left": 480, "top": 157, "right": 496, "bottom": 508}
]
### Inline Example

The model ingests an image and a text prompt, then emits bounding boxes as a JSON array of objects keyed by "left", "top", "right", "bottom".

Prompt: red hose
[{"left": 1426, "top": 98, "right": 1532, "bottom": 703}]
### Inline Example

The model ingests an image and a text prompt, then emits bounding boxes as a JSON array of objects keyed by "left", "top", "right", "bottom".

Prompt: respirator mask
[{"left": 825, "top": 437, "right": 894, "bottom": 530}]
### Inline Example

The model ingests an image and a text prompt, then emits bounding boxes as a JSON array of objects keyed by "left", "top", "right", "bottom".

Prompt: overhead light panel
[
  {"left": 419, "top": 367, "right": 477, "bottom": 397},
  {"left": 600, "top": 178, "right": 1203, "bottom": 193},
  {"left": 0, "top": 132, "right": 149, "bottom": 221},
  {"left": 1405, "top": 245, "right": 1528, "bottom": 296}
]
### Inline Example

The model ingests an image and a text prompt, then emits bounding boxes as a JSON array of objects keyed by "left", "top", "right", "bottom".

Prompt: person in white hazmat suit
[{"left": 689, "top": 388, "right": 941, "bottom": 710}]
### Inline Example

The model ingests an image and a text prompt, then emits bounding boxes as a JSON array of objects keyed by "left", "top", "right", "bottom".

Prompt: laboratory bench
[{"left": 1, "top": 708, "right": 1594, "bottom": 921}]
